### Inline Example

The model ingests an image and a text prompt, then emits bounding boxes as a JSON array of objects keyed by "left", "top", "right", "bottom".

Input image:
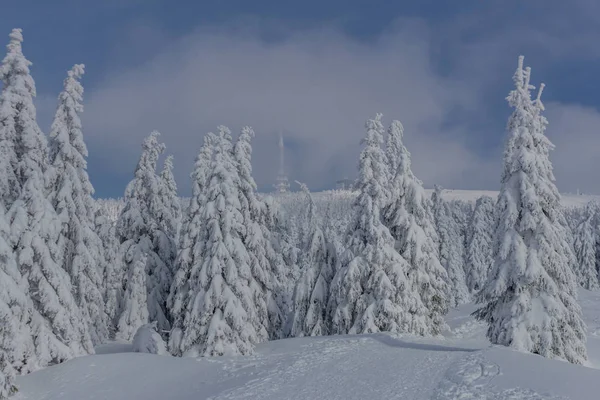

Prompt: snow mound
[{"left": 132, "top": 322, "right": 167, "bottom": 355}]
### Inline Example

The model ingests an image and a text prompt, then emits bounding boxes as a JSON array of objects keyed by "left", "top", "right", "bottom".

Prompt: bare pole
[
  {"left": 279, "top": 130, "right": 285, "bottom": 177},
  {"left": 274, "top": 130, "right": 290, "bottom": 193}
]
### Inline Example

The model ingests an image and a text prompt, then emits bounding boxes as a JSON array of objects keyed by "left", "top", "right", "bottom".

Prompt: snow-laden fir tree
[
  {"left": 474, "top": 56, "right": 587, "bottom": 364},
  {"left": 290, "top": 182, "right": 336, "bottom": 337},
  {"left": 0, "top": 300, "right": 18, "bottom": 399},
  {"left": 233, "top": 126, "right": 278, "bottom": 340},
  {"left": 177, "top": 126, "right": 261, "bottom": 356},
  {"left": 150, "top": 154, "right": 180, "bottom": 337},
  {"left": 116, "top": 252, "right": 149, "bottom": 341},
  {"left": 156, "top": 155, "right": 181, "bottom": 263},
  {"left": 294, "top": 184, "right": 317, "bottom": 252},
  {"left": 47, "top": 64, "right": 108, "bottom": 345},
  {"left": 382, "top": 120, "right": 449, "bottom": 335},
  {"left": 0, "top": 203, "right": 34, "bottom": 392},
  {"left": 168, "top": 133, "right": 216, "bottom": 354},
  {"left": 561, "top": 210, "right": 581, "bottom": 292},
  {"left": 573, "top": 201, "right": 600, "bottom": 290},
  {"left": 7, "top": 125, "right": 94, "bottom": 366},
  {"left": 3, "top": 30, "right": 93, "bottom": 367},
  {"left": 564, "top": 206, "right": 581, "bottom": 233},
  {"left": 465, "top": 195, "right": 495, "bottom": 293},
  {"left": 95, "top": 207, "right": 121, "bottom": 336},
  {"left": 451, "top": 200, "right": 472, "bottom": 253},
  {"left": 116, "top": 131, "right": 170, "bottom": 339},
  {"left": 322, "top": 203, "right": 346, "bottom": 262},
  {"left": 431, "top": 185, "right": 470, "bottom": 307},
  {"left": 261, "top": 195, "right": 296, "bottom": 337},
  {"left": 328, "top": 114, "right": 424, "bottom": 335},
  {"left": 0, "top": 29, "right": 34, "bottom": 208}
]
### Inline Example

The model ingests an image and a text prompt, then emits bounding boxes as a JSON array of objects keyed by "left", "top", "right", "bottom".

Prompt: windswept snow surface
[{"left": 16, "top": 290, "right": 600, "bottom": 399}]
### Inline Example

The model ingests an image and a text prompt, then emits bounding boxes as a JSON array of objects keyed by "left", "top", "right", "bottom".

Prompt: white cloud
[
  {"left": 44, "top": 15, "right": 599, "bottom": 197},
  {"left": 545, "top": 102, "right": 600, "bottom": 194},
  {"left": 74, "top": 21, "right": 497, "bottom": 195}
]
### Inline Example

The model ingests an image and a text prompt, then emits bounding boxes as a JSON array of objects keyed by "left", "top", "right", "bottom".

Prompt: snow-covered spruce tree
[
  {"left": 116, "top": 131, "right": 170, "bottom": 339},
  {"left": 149, "top": 154, "right": 180, "bottom": 336},
  {"left": 155, "top": 155, "right": 180, "bottom": 273},
  {"left": 233, "top": 126, "right": 276, "bottom": 340},
  {"left": 0, "top": 203, "right": 35, "bottom": 383},
  {"left": 7, "top": 119, "right": 94, "bottom": 366},
  {"left": 3, "top": 31, "right": 93, "bottom": 366},
  {"left": 0, "top": 29, "right": 33, "bottom": 208},
  {"left": 116, "top": 252, "right": 149, "bottom": 341},
  {"left": 95, "top": 207, "right": 121, "bottom": 336},
  {"left": 431, "top": 186, "right": 470, "bottom": 307},
  {"left": 0, "top": 300, "right": 18, "bottom": 399},
  {"left": 322, "top": 203, "right": 345, "bottom": 263},
  {"left": 382, "top": 120, "right": 449, "bottom": 335},
  {"left": 465, "top": 195, "right": 495, "bottom": 293},
  {"left": 573, "top": 201, "right": 600, "bottom": 290},
  {"left": 177, "top": 126, "right": 260, "bottom": 356},
  {"left": 290, "top": 182, "right": 335, "bottom": 337},
  {"left": 328, "top": 113, "right": 424, "bottom": 335},
  {"left": 261, "top": 195, "right": 295, "bottom": 337},
  {"left": 561, "top": 211, "right": 581, "bottom": 292},
  {"left": 564, "top": 206, "right": 582, "bottom": 233},
  {"left": 451, "top": 200, "right": 473, "bottom": 286},
  {"left": 168, "top": 133, "right": 216, "bottom": 354},
  {"left": 47, "top": 64, "right": 108, "bottom": 345},
  {"left": 474, "top": 56, "right": 587, "bottom": 364}
]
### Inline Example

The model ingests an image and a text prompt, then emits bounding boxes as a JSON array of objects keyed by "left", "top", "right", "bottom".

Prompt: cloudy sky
[{"left": 3, "top": 0, "right": 600, "bottom": 197}]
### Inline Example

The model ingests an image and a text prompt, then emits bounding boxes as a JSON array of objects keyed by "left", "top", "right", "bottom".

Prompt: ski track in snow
[
  {"left": 434, "top": 353, "right": 568, "bottom": 400},
  {"left": 211, "top": 335, "right": 465, "bottom": 400},
  {"left": 451, "top": 318, "right": 488, "bottom": 340}
]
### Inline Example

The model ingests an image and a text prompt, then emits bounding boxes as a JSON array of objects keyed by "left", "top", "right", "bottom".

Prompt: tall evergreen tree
[
  {"left": 8, "top": 116, "right": 94, "bottom": 368},
  {"left": 0, "top": 29, "right": 33, "bottom": 208},
  {"left": 328, "top": 114, "right": 424, "bottom": 335},
  {"left": 233, "top": 126, "right": 281, "bottom": 340},
  {"left": 290, "top": 182, "right": 335, "bottom": 337},
  {"left": 95, "top": 207, "right": 120, "bottom": 336},
  {"left": 465, "top": 195, "right": 495, "bottom": 293},
  {"left": 261, "top": 196, "right": 295, "bottom": 338},
  {"left": 168, "top": 133, "right": 216, "bottom": 354},
  {"left": 431, "top": 186, "right": 470, "bottom": 307},
  {"left": 47, "top": 64, "right": 108, "bottom": 345},
  {"left": 0, "top": 300, "right": 18, "bottom": 399},
  {"left": 156, "top": 155, "right": 181, "bottom": 266},
  {"left": 116, "top": 131, "right": 169, "bottom": 339},
  {"left": 573, "top": 201, "right": 600, "bottom": 290},
  {"left": 3, "top": 29, "right": 93, "bottom": 367},
  {"left": 177, "top": 126, "right": 261, "bottom": 356},
  {"left": 116, "top": 252, "right": 149, "bottom": 341},
  {"left": 150, "top": 154, "right": 180, "bottom": 336},
  {"left": 383, "top": 120, "right": 449, "bottom": 335},
  {"left": 0, "top": 203, "right": 34, "bottom": 390},
  {"left": 474, "top": 56, "right": 587, "bottom": 364}
]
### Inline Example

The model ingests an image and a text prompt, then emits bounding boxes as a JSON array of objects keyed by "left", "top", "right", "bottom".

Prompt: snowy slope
[{"left": 15, "top": 290, "right": 600, "bottom": 400}]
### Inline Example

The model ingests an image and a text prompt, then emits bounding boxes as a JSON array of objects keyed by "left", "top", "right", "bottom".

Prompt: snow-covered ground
[
  {"left": 15, "top": 289, "right": 600, "bottom": 400},
  {"left": 97, "top": 189, "right": 600, "bottom": 224},
  {"left": 421, "top": 189, "right": 600, "bottom": 208}
]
